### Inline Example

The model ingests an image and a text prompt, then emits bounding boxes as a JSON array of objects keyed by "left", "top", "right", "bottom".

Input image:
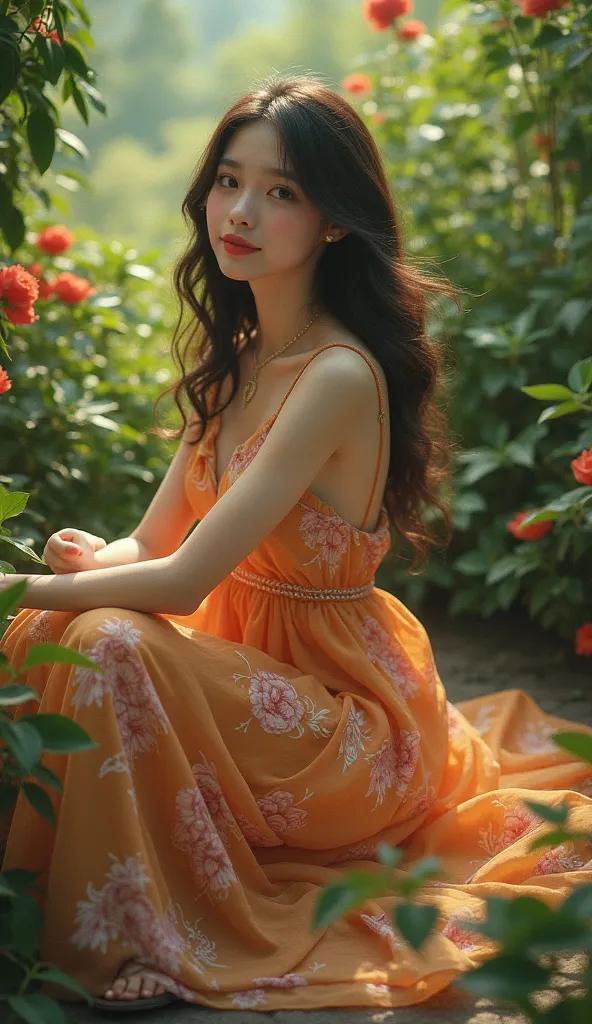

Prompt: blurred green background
[{"left": 55, "top": 0, "right": 441, "bottom": 255}]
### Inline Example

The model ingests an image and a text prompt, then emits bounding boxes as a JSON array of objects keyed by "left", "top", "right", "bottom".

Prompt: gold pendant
[{"left": 242, "top": 377, "right": 257, "bottom": 406}]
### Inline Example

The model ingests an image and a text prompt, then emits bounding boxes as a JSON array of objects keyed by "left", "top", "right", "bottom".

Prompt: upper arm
[
  {"left": 130, "top": 423, "right": 200, "bottom": 559},
  {"left": 169, "top": 349, "right": 377, "bottom": 613}
]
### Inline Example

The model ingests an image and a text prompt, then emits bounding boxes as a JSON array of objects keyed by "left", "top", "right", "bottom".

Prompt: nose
[{"left": 228, "top": 190, "right": 256, "bottom": 226}]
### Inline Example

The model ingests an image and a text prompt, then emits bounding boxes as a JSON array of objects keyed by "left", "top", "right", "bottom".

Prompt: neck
[{"left": 248, "top": 277, "right": 324, "bottom": 362}]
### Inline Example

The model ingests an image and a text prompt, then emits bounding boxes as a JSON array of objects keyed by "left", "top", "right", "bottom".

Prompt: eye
[{"left": 215, "top": 174, "right": 295, "bottom": 201}]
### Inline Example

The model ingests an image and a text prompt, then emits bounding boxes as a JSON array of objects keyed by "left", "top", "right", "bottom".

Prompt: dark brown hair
[{"left": 152, "top": 72, "right": 464, "bottom": 572}]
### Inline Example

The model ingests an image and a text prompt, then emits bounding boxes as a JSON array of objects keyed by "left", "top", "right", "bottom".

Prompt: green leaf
[
  {"left": 62, "top": 39, "right": 90, "bottom": 79},
  {"left": 552, "top": 731, "right": 592, "bottom": 765},
  {"left": 22, "top": 782, "right": 56, "bottom": 826},
  {"left": 0, "top": 33, "right": 19, "bottom": 106},
  {"left": 0, "top": 720, "right": 43, "bottom": 772},
  {"left": 457, "top": 953, "right": 549, "bottom": 999},
  {"left": 33, "top": 968, "right": 92, "bottom": 1002},
  {"left": 20, "top": 713, "right": 98, "bottom": 754},
  {"left": 561, "top": 883, "right": 592, "bottom": 920},
  {"left": 394, "top": 903, "right": 438, "bottom": 950},
  {"left": 523, "top": 800, "right": 569, "bottom": 826},
  {"left": 31, "top": 763, "right": 63, "bottom": 793},
  {"left": 0, "top": 488, "right": 29, "bottom": 522},
  {"left": 68, "top": 77, "right": 89, "bottom": 124},
  {"left": 313, "top": 872, "right": 387, "bottom": 929},
  {"left": 453, "top": 550, "right": 488, "bottom": 576},
  {"left": 529, "top": 829, "right": 576, "bottom": 852},
  {"left": 8, "top": 993, "right": 67, "bottom": 1024},
  {"left": 486, "top": 555, "right": 519, "bottom": 585},
  {"left": 566, "top": 45, "right": 592, "bottom": 71},
  {"left": 1, "top": 536, "right": 44, "bottom": 561},
  {"left": 568, "top": 358, "right": 592, "bottom": 394},
  {"left": 55, "top": 127, "right": 89, "bottom": 160},
  {"left": 521, "top": 384, "right": 574, "bottom": 401},
  {"left": 376, "top": 843, "right": 403, "bottom": 868},
  {"left": 20, "top": 644, "right": 104, "bottom": 673},
  {"left": 35, "top": 35, "right": 65, "bottom": 86},
  {"left": 27, "top": 108, "right": 56, "bottom": 175},
  {"left": 556, "top": 299, "right": 592, "bottom": 336},
  {"left": 1, "top": 202, "right": 25, "bottom": 251},
  {"left": 538, "top": 400, "right": 583, "bottom": 423},
  {"left": 7, "top": 890, "right": 45, "bottom": 957},
  {"left": 0, "top": 684, "right": 39, "bottom": 707}
]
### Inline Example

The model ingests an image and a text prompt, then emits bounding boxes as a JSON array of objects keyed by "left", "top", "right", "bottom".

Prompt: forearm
[
  {"left": 92, "top": 536, "right": 155, "bottom": 569},
  {"left": 17, "top": 556, "right": 188, "bottom": 616}
]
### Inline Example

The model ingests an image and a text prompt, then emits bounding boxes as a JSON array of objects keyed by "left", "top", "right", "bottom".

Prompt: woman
[{"left": 2, "top": 73, "right": 591, "bottom": 1014}]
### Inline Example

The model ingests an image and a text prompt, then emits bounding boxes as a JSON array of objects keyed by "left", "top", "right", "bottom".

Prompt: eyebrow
[{"left": 218, "top": 157, "right": 300, "bottom": 185}]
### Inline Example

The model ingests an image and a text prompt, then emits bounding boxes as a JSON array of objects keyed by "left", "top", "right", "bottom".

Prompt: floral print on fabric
[
  {"left": 360, "top": 616, "right": 420, "bottom": 701},
  {"left": 71, "top": 854, "right": 185, "bottom": 970},
  {"left": 172, "top": 782, "right": 237, "bottom": 899},
  {"left": 232, "top": 652, "right": 332, "bottom": 739},
  {"left": 299, "top": 507, "right": 353, "bottom": 578},
  {"left": 71, "top": 616, "right": 169, "bottom": 766},
  {"left": 338, "top": 702, "right": 371, "bottom": 773},
  {"left": 364, "top": 730, "right": 420, "bottom": 809}
]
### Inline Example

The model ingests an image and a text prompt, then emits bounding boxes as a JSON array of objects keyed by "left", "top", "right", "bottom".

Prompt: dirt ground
[{"left": 65, "top": 599, "right": 591, "bottom": 1023}]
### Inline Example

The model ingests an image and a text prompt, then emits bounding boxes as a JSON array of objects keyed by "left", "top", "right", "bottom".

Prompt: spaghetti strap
[{"left": 275, "top": 343, "right": 386, "bottom": 531}]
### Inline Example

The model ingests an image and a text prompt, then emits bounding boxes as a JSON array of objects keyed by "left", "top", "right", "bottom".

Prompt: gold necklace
[{"left": 241, "top": 310, "right": 323, "bottom": 407}]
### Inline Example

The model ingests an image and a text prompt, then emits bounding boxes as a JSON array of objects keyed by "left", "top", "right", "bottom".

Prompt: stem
[{"left": 507, "top": 25, "right": 541, "bottom": 121}]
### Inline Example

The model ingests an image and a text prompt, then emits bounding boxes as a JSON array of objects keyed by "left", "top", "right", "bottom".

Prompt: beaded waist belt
[{"left": 230, "top": 566, "right": 375, "bottom": 602}]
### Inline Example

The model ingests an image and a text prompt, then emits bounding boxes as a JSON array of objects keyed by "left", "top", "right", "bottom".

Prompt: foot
[{"left": 103, "top": 960, "right": 169, "bottom": 1002}]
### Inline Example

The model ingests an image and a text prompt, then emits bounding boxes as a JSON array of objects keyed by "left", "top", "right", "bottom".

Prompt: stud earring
[{"left": 325, "top": 234, "right": 334, "bottom": 242}]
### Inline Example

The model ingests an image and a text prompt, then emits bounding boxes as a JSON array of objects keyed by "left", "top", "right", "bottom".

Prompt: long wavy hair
[{"left": 152, "top": 72, "right": 465, "bottom": 572}]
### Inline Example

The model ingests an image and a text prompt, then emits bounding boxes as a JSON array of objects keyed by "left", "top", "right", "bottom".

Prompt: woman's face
[{"left": 206, "top": 120, "right": 329, "bottom": 282}]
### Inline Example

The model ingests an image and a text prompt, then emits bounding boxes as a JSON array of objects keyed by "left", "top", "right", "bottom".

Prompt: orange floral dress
[{"left": 2, "top": 342, "right": 592, "bottom": 1012}]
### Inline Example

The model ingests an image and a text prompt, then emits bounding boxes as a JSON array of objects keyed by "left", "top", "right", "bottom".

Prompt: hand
[{"left": 43, "top": 528, "right": 107, "bottom": 575}]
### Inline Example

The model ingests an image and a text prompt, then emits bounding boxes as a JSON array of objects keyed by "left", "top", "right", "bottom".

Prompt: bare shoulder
[{"left": 311, "top": 329, "right": 388, "bottom": 404}]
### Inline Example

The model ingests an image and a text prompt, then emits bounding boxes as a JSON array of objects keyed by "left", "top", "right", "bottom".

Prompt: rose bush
[{"left": 344, "top": 0, "right": 591, "bottom": 655}]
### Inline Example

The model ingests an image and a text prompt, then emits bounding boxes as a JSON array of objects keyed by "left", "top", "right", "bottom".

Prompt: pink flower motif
[
  {"left": 248, "top": 670, "right": 305, "bottom": 735},
  {"left": 71, "top": 854, "right": 184, "bottom": 972},
  {"left": 192, "top": 753, "right": 236, "bottom": 840},
  {"left": 230, "top": 989, "right": 267, "bottom": 1008},
  {"left": 396, "top": 730, "right": 421, "bottom": 795},
  {"left": 532, "top": 845, "right": 585, "bottom": 876},
  {"left": 478, "top": 802, "right": 537, "bottom": 857},
  {"left": 365, "top": 730, "right": 420, "bottom": 809},
  {"left": 338, "top": 702, "right": 371, "bottom": 772},
  {"left": 226, "top": 426, "right": 270, "bottom": 485},
  {"left": 359, "top": 911, "right": 405, "bottom": 953},
  {"left": 361, "top": 519, "right": 391, "bottom": 575},
  {"left": 235, "top": 813, "right": 283, "bottom": 847},
  {"left": 442, "top": 909, "right": 480, "bottom": 952},
  {"left": 256, "top": 790, "right": 307, "bottom": 834},
  {"left": 361, "top": 615, "right": 420, "bottom": 700},
  {"left": 333, "top": 841, "right": 377, "bottom": 864},
  {"left": 299, "top": 507, "right": 351, "bottom": 577},
  {"left": 172, "top": 785, "right": 237, "bottom": 897},
  {"left": 252, "top": 973, "right": 308, "bottom": 988},
  {"left": 27, "top": 610, "right": 53, "bottom": 644}
]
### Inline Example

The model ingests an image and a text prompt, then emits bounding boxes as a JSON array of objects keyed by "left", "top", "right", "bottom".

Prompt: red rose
[
  {"left": 26, "top": 17, "right": 61, "bottom": 45},
  {"left": 35, "top": 225, "right": 75, "bottom": 255},
  {"left": 518, "top": 0, "right": 566, "bottom": 15},
  {"left": 341, "top": 73, "right": 373, "bottom": 97},
  {"left": 363, "top": 0, "right": 413, "bottom": 32},
  {"left": 507, "top": 510, "right": 553, "bottom": 540},
  {"left": 4, "top": 304, "right": 38, "bottom": 325},
  {"left": 533, "top": 132, "right": 554, "bottom": 149},
  {"left": 51, "top": 271, "right": 97, "bottom": 305},
  {"left": 572, "top": 447, "right": 592, "bottom": 486},
  {"left": 0, "top": 368, "right": 12, "bottom": 395},
  {"left": 0, "top": 264, "right": 39, "bottom": 306},
  {"left": 396, "top": 19, "right": 426, "bottom": 40},
  {"left": 575, "top": 624, "right": 592, "bottom": 657}
]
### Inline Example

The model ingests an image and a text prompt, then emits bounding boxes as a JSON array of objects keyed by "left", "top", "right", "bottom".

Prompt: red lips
[{"left": 221, "top": 234, "right": 260, "bottom": 251}]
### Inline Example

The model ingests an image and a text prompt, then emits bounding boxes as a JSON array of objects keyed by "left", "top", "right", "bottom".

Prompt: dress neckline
[{"left": 201, "top": 410, "right": 390, "bottom": 539}]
